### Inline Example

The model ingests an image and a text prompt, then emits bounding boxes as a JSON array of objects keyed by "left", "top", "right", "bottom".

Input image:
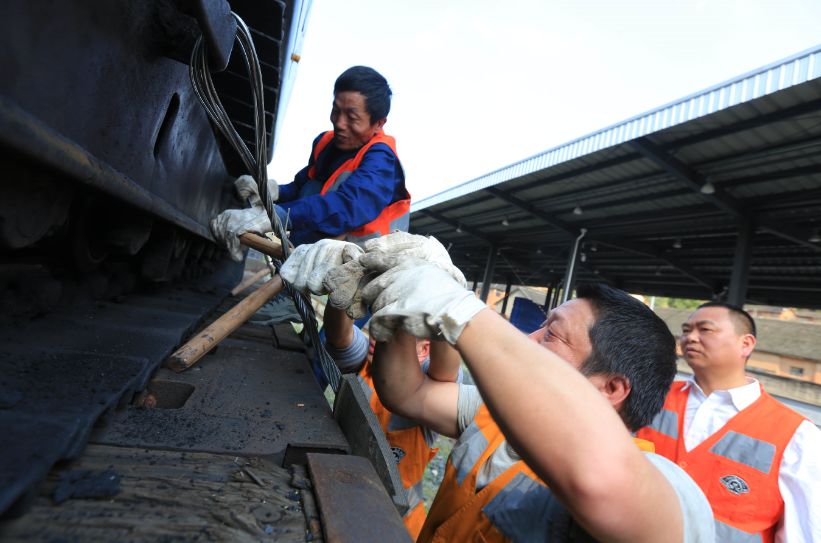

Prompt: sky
[{"left": 267, "top": 0, "right": 821, "bottom": 202}]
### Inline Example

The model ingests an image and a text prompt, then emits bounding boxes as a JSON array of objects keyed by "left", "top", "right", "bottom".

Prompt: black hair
[
  {"left": 696, "top": 301, "right": 757, "bottom": 337},
  {"left": 333, "top": 66, "right": 392, "bottom": 121},
  {"left": 576, "top": 283, "right": 677, "bottom": 432}
]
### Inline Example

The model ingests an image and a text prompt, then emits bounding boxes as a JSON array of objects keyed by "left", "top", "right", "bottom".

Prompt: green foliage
[{"left": 654, "top": 296, "right": 705, "bottom": 310}]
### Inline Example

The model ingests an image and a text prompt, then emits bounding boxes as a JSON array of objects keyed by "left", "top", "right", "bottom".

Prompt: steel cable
[{"left": 190, "top": 13, "right": 342, "bottom": 392}]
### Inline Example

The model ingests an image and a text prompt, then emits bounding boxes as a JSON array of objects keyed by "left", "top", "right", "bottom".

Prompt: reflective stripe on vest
[
  {"left": 716, "top": 520, "right": 764, "bottom": 543},
  {"left": 308, "top": 130, "right": 411, "bottom": 244},
  {"left": 481, "top": 471, "right": 581, "bottom": 543},
  {"left": 648, "top": 408, "right": 680, "bottom": 440},
  {"left": 449, "top": 420, "right": 488, "bottom": 486},
  {"left": 420, "top": 404, "right": 639, "bottom": 543},
  {"left": 709, "top": 430, "right": 775, "bottom": 474},
  {"left": 407, "top": 479, "right": 425, "bottom": 510},
  {"left": 636, "top": 381, "right": 805, "bottom": 543},
  {"left": 357, "top": 362, "right": 435, "bottom": 539}
]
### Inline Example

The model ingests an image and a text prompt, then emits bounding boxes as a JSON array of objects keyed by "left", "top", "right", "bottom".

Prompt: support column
[
  {"left": 551, "top": 281, "right": 563, "bottom": 309},
  {"left": 543, "top": 285, "right": 553, "bottom": 311},
  {"left": 561, "top": 228, "right": 587, "bottom": 304},
  {"left": 480, "top": 245, "right": 498, "bottom": 303},
  {"left": 500, "top": 279, "right": 512, "bottom": 316},
  {"left": 727, "top": 218, "right": 754, "bottom": 306}
]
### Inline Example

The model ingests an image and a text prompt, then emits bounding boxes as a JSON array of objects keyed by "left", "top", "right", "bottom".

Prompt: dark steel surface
[
  {"left": 0, "top": 263, "right": 240, "bottom": 515},
  {"left": 191, "top": 0, "right": 237, "bottom": 72},
  {"left": 0, "top": 0, "right": 290, "bottom": 231},
  {"left": 0, "top": 0, "right": 324, "bottom": 526},
  {"left": 0, "top": 1, "right": 227, "bottom": 229},
  {"left": 307, "top": 453, "right": 412, "bottom": 543},
  {"left": 92, "top": 315, "right": 348, "bottom": 460},
  {"left": 0, "top": 351, "right": 146, "bottom": 509}
]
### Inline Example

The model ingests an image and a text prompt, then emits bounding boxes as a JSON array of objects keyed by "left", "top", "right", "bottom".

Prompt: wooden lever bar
[
  {"left": 239, "top": 232, "right": 283, "bottom": 259},
  {"left": 230, "top": 267, "right": 271, "bottom": 296},
  {"left": 166, "top": 275, "right": 284, "bottom": 372}
]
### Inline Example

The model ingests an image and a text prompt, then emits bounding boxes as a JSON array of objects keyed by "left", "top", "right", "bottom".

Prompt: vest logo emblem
[
  {"left": 720, "top": 475, "right": 750, "bottom": 495},
  {"left": 391, "top": 446, "right": 406, "bottom": 464}
]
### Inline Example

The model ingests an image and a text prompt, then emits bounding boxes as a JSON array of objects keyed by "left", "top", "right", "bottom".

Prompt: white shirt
[{"left": 682, "top": 377, "right": 821, "bottom": 543}]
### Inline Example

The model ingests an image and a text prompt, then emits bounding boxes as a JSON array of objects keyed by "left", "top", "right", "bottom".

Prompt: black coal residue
[{"left": 53, "top": 469, "right": 121, "bottom": 504}]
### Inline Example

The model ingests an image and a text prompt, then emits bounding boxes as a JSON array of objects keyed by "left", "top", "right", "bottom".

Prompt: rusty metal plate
[
  {"left": 306, "top": 453, "right": 411, "bottom": 543},
  {"left": 332, "top": 374, "right": 408, "bottom": 515}
]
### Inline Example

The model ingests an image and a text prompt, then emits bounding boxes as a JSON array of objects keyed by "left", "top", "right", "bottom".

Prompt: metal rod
[{"left": 561, "top": 228, "right": 587, "bottom": 304}]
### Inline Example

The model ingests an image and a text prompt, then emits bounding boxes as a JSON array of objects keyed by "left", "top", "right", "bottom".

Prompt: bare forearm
[
  {"left": 372, "top": 331, "right": 460, "bottom": 438},
  {"left": 427, "top": 339, "right": 462, "bottom": 382},
  {"left": 371, "top": 331, "right": 426, "bottom": 414},
  {"left": 323, "top": 305, "right": 354, "bottom": 349},
  {"left": 456, "top": 309, "right": 682, "bottom": 542}
]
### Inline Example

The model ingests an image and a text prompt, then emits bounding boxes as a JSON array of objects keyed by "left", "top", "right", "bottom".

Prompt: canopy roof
[{"left": 410, "top": 46, "right": 821, "bottom": 308}]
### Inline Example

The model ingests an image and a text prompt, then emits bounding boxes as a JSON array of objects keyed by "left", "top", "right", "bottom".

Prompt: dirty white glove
[
  {"left": 361, "top": 232, "right": 466, "bottom": 286},
  {"left": 210, "top": 208, "right": 271, "bottom": 261},
  {"left": 360, "top": 260, "right": 487, "bottom": 344},
  {"left": 322, "top": 232, "right": 466, "bottom": 318},
  {"left": 322, "top": 259, "right": 375, "bottom": 319},
  {"left": 235, "top": 175, "right": 279, "bottom": 206},
  {"left": 210, "top": 176, "right": 284, "bottom": 261},
  {"left": 280, "top": 239, "right": 363, "bottom": 295}
]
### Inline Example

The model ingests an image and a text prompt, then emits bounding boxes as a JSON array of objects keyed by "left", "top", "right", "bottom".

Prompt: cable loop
[{"left": 190, "top": 13, "right": 342, "bottom": 391}]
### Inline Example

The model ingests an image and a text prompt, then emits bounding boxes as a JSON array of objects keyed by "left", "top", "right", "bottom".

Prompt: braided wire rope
[{"left": 190, "top": 13, "right": 342, "bottom": 392}]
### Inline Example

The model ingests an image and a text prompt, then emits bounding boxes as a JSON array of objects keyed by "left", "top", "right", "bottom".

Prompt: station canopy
[{"left": 410, "top": 46, "right": 821, "bottom": 309}]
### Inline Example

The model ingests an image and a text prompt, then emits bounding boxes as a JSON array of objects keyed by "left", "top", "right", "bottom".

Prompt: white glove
[
  {"left": 235, "top": 175, "right": 279, "bottom": 206},
  {"left": 210, "top": 207, "right": 271, "bottom": 261},
  {"left": 210, "top": 176, "right": 281, "bottom": 261},
  {"left": 279, "top": 239, "right": 364, "bottom": 295},
  {"left": 360, "top": 260, "right": 487, "bottom": 344},
  {"left": 360, "top": 232, "right": 466, "bottom": 286},
  {"left": 322, "top": 232, "right": 467, "bottom": 317}
]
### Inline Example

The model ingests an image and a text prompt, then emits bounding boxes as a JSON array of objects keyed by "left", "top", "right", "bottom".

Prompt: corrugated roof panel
[{"left": 414, "top": 45, "right": 821, "bottom": 212}]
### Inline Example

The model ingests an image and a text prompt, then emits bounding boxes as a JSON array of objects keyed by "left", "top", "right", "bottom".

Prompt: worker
[
  {"left": 284, "top": 232, "right": 715, "bottom": 542},
  {"left": 280, "top": 236, "right": 465, "bottom": 538},
  {"left": 210, "top": 65, "right": 409, "bottom": 259},
  {"left": 636, "top": 302, "right": 821, "bottom": 542},
  {"left": 323, "top": 307, "right": 462, "bottom": 539}
]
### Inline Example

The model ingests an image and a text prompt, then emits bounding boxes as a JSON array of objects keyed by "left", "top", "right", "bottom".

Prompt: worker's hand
[
  {"left": 210, "top": 207, "right": 272, "bottom": 261},
  {"left": 360, "top": 232, "right": 466, "bottom": 287},
  {"left": 360, "top": 260, "right": 487, "bottom": 344},
  {"left": 211, "top": 176, "right": 287, "bottom": 261},
  {"left": 322, "top": 232, "right": 466, "bottom": 318},
  {"left": 280, "top": 239, "right": 364, "bottom": 295},
  {"left": 235, "top": 175, "right": 279, "bottom": 206},
  {"left": 323, "top": 259, "right": 373, "bottom": 319}
]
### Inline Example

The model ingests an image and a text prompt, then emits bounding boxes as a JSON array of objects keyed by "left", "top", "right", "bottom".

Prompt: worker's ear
[
  {"left": 740, "top": 333, "right": 756, "bottom": 360},
  {"left": 590, "top": 374, "right": 631, "bottom": 410},
  {"left": 372, "top": 117, "right": 387, "bottom": 131},
  {"left": 416, "top": 340, "right": 430, "bottom": 361}
]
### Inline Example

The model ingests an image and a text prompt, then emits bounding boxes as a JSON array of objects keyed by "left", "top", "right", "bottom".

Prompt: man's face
[
  {"left": 330, "top": 91, "right": 386, "bottom": 151},
  {"left": 528, "top": 298, "right": 595, "bottom": 371},
  {"left": 679, "top": 306, "right": 753, "bottom": 373}
]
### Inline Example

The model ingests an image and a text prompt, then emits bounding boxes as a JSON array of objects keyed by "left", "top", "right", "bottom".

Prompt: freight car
[{"left": 0, "top": 1, "right": 407, "bottom": 540}]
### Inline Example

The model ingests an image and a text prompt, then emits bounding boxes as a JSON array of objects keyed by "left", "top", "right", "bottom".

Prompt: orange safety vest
[
  {"left": 307, "top": 130, "right": 411, "bottom": 245},
  {"left": 636, "top": 381, "right": 805, "bottom": 543},
  {"left": 419, "top": 403, "right": 655, "bottom": 543},
  {"left": 357, "top": 362, "right": 437, "bottom": 540}
]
